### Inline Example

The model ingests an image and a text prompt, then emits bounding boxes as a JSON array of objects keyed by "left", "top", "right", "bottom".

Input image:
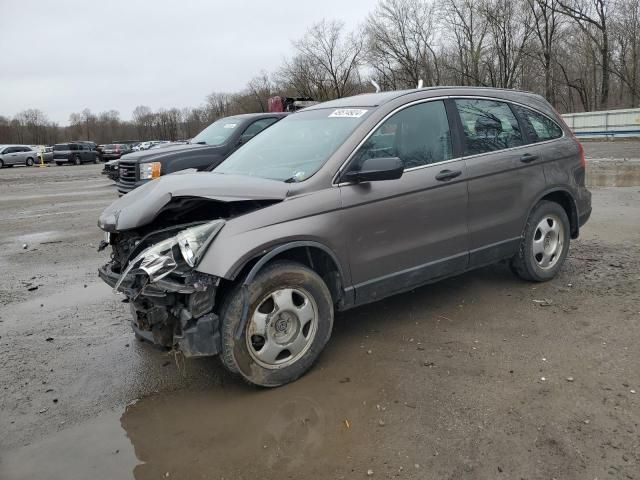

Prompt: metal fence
[{"left": 562, "top": 108, "right": 640, "bottom": 139}]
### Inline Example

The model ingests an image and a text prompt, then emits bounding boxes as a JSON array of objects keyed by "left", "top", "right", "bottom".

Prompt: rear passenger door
[
  {"left": 451, "top": 97, "right": 547, "bottom": 267},
  {"left": 340, "top": 99, "right": 469, "bottom": 304}
]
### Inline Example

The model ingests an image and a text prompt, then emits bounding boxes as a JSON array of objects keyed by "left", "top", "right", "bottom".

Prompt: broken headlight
[
  {"left": 176, "top": 220, "right": 224, "bottom": 267},
  {"left": 113, "top": 236, "right": 178, "bottom": 292},
  {"left": 113, "top": 221, "right": 224, "bottom": 293}
]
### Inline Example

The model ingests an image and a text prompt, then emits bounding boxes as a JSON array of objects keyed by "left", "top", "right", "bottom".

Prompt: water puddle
[
  {"left": 2, "top": 375, "right": 378, "bottom": 480},
  {"left": 0, "top": 409, "right": 137, "bottom": 480}
]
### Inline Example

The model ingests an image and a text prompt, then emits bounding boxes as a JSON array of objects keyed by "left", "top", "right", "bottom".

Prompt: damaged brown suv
[{"left": 98, "top": 87, "right": 592, "bottom": 387}]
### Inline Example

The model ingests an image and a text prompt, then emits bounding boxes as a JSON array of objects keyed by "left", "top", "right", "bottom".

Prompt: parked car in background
[
  {"left": 102, "top": 144, "right": 133, "bottom": 160},
  {"left": 138, "top": 141, "right": 166, "bottom": 151},
  {"left": 0, "top": 145, "right": 38, "bottom": 167},
  {"left": 98, "top": 87, "right": 592, "bottom": 387},
  {"left": 30, "top": 145, "right": 54, "bottom": 163},
  {"left": 102, "top": 159, "right": 120, "bottom": 181},
  {"left": 115, "top": 112, "right": 287, "bottom": 194},
  {"left": 53, "top": 142, "right": 99, "bottom": 165}
]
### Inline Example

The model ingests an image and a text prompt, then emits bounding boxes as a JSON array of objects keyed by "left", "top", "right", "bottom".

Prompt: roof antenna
[
  {"left": 417, "top": 79, "right": 424, "bottom": 89},
  {"left": 370, "top": 80, "right": 381, "bottom": 93}
]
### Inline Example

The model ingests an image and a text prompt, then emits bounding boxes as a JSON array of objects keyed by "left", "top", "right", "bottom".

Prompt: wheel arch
[
  {"left": 214, "top": 240, "right": 352, "bottom": 341},
  {"left": 525, "top": 187, "right": 579, "bottom": 239}
]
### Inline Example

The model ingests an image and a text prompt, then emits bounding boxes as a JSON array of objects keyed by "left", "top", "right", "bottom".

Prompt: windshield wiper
[
  {"left": 283, "top": 176, "right": 300, "bottom": 183},
  {"left": 194, "top": 141, "right": 206, "bottom": 145}
]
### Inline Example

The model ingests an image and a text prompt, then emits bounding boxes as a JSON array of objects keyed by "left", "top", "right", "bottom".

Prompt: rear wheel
[
  {"left": 25, "top": 157, "right": 34, "bottom": 167},
  {"left": 0, "top": 159, "right": 4, "bottom": 168},
  {"left": 511, "top": 200, "right": 570, "bottom": 282},
  {"left": 73, "top": 155, "right": 81, "bottom": 165},
  {"left": 55, "top": 162, "right": 63, "bottom": 166},
  {"left": 220, "top": 260, "right": 334, "bottom": 387}
]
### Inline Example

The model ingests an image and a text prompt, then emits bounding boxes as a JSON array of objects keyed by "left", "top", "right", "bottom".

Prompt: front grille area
[{"left": 116, "top": 161, "right": 137, "bottom": 194}]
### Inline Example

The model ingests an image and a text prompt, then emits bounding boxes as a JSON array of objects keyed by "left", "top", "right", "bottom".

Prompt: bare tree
[
  {"left": 611, "top": 0, "right": 640, "bottom": 106},
  {"left": 555, "top": 0, "right": 611, "bottom": 108},
  {"left": 282, "top": 19, "right": 364, "bottom": 100},
  {"left": 366, "top": 0, "right": 441, "bottom": 89},
  {"left": 527, "top": 0, "right": 565, "bottom": 105},
  {"left": 481, "top": 0, "right": 534, "bottom": 89},
  {"left": 441, "top": 0, "right": 489, "bottom": 86}
]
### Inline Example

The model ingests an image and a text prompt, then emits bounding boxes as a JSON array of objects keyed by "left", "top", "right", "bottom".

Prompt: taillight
[{"left": 577, "top": 141, "right": 586, "bottom": 168}]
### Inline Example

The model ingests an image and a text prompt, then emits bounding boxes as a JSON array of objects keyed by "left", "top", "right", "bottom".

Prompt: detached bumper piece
[{"left": 99, "top": 262, "right": 221, "bottom": 357}]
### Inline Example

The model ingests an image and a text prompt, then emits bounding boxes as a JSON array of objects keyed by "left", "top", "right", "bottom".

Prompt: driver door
[{"left": 339, "top": 99, "right": 469, "bottom": 305}]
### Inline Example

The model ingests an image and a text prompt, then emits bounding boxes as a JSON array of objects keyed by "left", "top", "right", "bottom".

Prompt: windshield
[
  {"left": 214, "top": 108, "right": 370, "bottom": 181},
  {"left": 191, "top": 117, "right": 242, "bottom": 146}
]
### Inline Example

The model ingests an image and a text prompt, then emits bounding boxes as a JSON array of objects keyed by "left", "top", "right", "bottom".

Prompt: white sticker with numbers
[{"left": 329, "top": 109, "right": 368, "bottom": 118}]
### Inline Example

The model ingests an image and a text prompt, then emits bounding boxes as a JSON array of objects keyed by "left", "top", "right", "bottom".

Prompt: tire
[
  {"left": 73, "top": 155, "right": 82, "bottom": 166},
  {"left": 93, "top": 156, "right": 100, "bottom": 164},
  {"left": 510, "top": 200, "right": 570, "bottom": 282},
  {"left": 220, "top": 260, "right": 334, "bottom": 387},
  {"left": 0, "top": 159, "right": 3, "bottom": 168},
  {"left": 25, "top": 157, "right": 34, "bottom": 167},
  {"left": 55, "top": 162, "right": 63, "bottom": 166}
]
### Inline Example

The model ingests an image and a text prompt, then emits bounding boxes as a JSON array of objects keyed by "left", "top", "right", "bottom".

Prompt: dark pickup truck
[{"left": 116, "top": 112, "right": 287, "bottom": 195}]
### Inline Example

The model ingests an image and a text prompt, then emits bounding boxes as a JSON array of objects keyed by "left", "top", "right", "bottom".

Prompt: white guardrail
[{"left": 562, "top": 108, "right": 640, "bottom": 139}]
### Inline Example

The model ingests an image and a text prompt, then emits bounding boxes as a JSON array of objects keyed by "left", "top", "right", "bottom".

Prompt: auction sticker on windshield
[
  {"left": 329, "top": 109, "right": 368, "bottom": 118},
  {"left": 223, "top": 123, "right": 237, "bottom": 129}
]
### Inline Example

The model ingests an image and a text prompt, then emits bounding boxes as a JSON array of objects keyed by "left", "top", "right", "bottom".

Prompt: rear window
[
  {"left": 512, "top": 105, "right": 563, "bottom": 143},
  {"left": 105, "top": 144, "right": 117, "bottom": 149}
]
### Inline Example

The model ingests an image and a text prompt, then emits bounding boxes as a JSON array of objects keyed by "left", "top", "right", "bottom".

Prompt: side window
[
  {"left": 352, "top": 100, "right": 452, "bottom": 170},
  {"left": 454, "top": 99, "right": 523, "bottom": 155},
  {"left": 242, "top": 118, "right": 278, "bottom": 138},
  {"left": 512, "top": 105, "right": 563, "bottom": 143}
]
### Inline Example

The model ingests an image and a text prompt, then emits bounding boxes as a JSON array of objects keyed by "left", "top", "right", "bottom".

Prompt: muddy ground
[{"left": 0, "top": 155, "right": 639, "bottom": 480}]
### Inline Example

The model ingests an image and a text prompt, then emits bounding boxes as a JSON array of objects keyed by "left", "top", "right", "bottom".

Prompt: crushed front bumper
[{"left": 99, "top": 262, "right": 221, "bottom": 357}]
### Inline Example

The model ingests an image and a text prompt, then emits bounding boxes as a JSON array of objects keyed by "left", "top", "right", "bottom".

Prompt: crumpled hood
[{"left": 98, "top": 172, "right": 290, "bottom": 232}]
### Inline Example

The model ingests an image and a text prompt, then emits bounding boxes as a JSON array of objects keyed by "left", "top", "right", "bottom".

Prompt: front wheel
[
  {"left": 73, "top": 155, "right": 81, "bottom": 165},
  {"left": 220, "top": 260, "right": 334, "bottom": 387},
  {"left": 25, "top": 157, "right": 34, "bottom": 167},
  {"left": 511, "top": 200, "right": 570, "bottom": 282}
]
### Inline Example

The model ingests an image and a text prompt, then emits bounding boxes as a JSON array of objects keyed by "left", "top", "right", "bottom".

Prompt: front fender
[{"left": 194, "top": 187, "right": 351, "bottom": 285}]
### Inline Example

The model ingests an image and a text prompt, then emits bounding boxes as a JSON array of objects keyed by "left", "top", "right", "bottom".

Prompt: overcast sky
[{"left": 0, "top": 0, "right": 376, "bottom": 125}]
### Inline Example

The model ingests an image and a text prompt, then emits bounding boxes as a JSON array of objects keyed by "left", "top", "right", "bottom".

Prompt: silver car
[{"left": 0, "top": 144, "right": 38, "bottom": 168}]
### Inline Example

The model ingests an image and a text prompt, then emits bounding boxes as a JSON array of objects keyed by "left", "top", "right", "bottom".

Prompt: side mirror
[{"left": 342, "top": 157, "right": 404, "bottom": 183}]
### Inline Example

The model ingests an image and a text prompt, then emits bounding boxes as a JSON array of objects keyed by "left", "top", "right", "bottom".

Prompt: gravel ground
[{"left": 0, "top": 163, "right": 639, "bottom": 480}]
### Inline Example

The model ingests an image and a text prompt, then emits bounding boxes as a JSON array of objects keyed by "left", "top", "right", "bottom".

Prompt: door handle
[
  {"left": 520, "top": 153, "right": 539, "bottom": 163},
  {"left": 435, "top": 169, "right": 462, "bottom": 181}
]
